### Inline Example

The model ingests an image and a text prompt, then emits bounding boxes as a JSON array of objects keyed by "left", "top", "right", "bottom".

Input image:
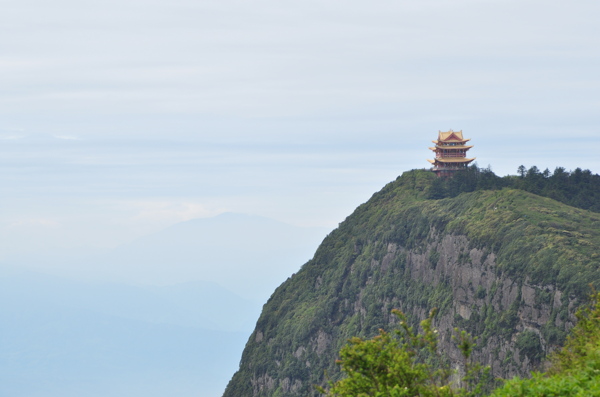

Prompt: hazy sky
[{"left": 1, "top": 0, "right": 599, "bottom": 260}]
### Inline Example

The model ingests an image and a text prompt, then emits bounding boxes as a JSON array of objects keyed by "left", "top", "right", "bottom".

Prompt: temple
[{"left": 427, "top": 129, "right": 475, "bottom": 177}]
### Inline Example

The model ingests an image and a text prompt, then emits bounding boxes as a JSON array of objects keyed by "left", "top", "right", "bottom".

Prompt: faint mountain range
[
  {"left": 0, "top": 213, "right": 329, "bottom": 396},
  {"left": 94, "top": 212, "right": 329, "bottom": 301},
  {"left": 5, "top": 212, "right": 329, "bottom": 301}
]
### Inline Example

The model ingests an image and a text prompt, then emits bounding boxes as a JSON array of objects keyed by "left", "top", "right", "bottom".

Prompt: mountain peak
[{"left": 223, "top": 166, "right": 600, "bottom": 396}]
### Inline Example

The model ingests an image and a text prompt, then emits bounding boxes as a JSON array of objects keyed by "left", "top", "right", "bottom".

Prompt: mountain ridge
[{"left": 223, "top": 168, "right": 600, "bottom": 396}]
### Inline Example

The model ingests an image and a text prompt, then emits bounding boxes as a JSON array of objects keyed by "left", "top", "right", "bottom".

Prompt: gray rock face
[
  {"left": 394, "top": 232, "right": 575, "bottom": 379},
  {"left": 227, "top": 232, "right": 581, "bottom": 397}
]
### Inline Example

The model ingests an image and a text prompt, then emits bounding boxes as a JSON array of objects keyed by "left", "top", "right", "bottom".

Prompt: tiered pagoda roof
[
  {"left": 427, "top": 129, "right": 475, "bottom": 176},
  {"left": 432, "top": 130, "right": 471, "bottom": 144}
]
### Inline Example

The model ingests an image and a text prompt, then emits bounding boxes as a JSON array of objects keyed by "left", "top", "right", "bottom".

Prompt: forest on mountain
[
  {"left": 318, "top": 291, "right": 600, "bottom": 396},
  {"left": 428, "top": 165, "right": 600, "bottom": 214},
  {"left": 223, "top": 166, "right": 600, "bottom": 397},
  {"left": 427, "top": 165, "right": 600, "bottom": 212}
]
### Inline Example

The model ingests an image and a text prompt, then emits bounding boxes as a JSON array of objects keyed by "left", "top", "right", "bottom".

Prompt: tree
[{"left": 317, "top": 309, "right": 490, "bottom": 397}]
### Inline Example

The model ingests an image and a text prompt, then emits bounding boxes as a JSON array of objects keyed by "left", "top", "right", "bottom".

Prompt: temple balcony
[{"left": 436, "top": 153, "right": 466, "bottom": 158}]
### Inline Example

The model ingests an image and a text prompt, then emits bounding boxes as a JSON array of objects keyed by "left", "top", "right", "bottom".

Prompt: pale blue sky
[{"left": 1, "top": 0, "right": 599, "bottom": 266}]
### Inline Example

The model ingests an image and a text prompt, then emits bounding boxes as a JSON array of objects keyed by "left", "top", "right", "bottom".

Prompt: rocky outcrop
[{"left": 390, "top": 232, "right": 575, "bottom": 379}]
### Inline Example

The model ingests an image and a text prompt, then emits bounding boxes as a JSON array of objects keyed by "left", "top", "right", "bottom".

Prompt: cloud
[
  {"left": 53, "top": 134, "right": 80, "bottom": 140},
  {"left": 0, "top": 134, "right": 25, "bottom": 140},
  {"left": 1, "top": 0, "right": 598, "bottom": 122},
  {"left": 123, "top": 200, "right": 224, "bottom": 224},
  {"left": 8, "top": 218, "right": 61, "bottom": 229},
  {"left": 0, "top": 127, "right": 26, "bottom": 140},
  {"left": 0, "top": 0, "right": 598, "bottom": 261}
]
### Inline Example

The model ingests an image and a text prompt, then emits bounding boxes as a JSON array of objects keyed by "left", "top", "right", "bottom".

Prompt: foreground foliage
[
  {"left": 318, "top": 309, "right": 490, "bottom": 397},
  {"left": 490, "top": 292, "right": 600, "bottom": 396},
  {"left": 321, "top": 293, "right": 600, "bottom": 396}
]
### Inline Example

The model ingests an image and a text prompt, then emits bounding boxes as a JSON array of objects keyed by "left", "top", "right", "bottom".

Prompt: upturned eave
[{"left": 434, "top": 145, "right": 474, "bottom": 150}]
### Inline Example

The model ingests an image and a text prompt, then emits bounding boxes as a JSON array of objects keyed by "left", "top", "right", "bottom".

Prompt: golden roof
[
  {"left": 431, "top": 145, "right": 473, "bottom": 150},
  {"left": 436, "top": 129, "right": 470, "bottom": 143}
]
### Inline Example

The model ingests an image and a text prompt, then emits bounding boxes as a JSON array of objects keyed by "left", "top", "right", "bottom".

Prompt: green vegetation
[
  {"left": 223, "top": 167, "right": 600, "bottom": 397},
  {"left": 320, "top": 293, "right": 600, "bottom": 397},
  {"left": 490, "top": 292, "right": 600, "bottom": 396},
  {"left": 318, "top": 309, "right": 490, "bottom": 397},
  {"left": 515, "top": 331, "right": 543, "bottom": 365},
  {"left": 427, "top": 165, "right": 600, "bottom": 214}
]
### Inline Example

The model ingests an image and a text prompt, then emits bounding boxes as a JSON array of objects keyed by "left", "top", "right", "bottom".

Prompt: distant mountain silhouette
[
  {"left": 0, "top": 213, "right": 328, "bottom": 396},
  {"left": 97, "top": 212, "right": 328, "bottom": 301}
]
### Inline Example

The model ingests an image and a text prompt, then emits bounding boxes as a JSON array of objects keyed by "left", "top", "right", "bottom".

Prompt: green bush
[{"left": 318, "top": 309, "right": 490, "bottom": 397}]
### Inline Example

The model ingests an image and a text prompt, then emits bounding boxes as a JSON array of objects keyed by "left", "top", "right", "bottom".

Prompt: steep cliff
[{"left": 223, "top": 169, "right": 600, "bottom": 397}]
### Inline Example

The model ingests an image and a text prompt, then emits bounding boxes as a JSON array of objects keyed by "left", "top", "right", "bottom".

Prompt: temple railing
[{"left": 435, "top": 153, "right": 466, "bottom": 158}]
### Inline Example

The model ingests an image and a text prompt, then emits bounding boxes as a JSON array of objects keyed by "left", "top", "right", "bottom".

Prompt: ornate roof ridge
[{"left": 438, "top": 129, "right": 467, "bottom": 142}]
